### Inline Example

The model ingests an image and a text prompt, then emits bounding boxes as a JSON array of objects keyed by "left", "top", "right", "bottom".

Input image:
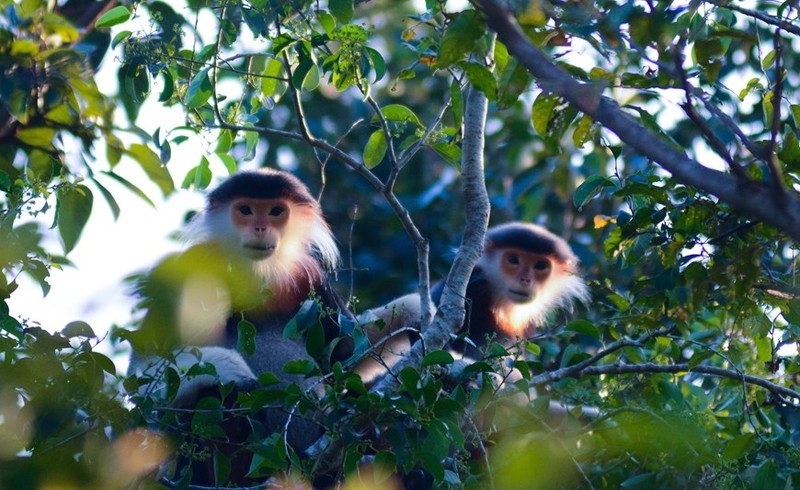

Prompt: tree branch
[
  {"left": 474, "top": 0, "right": 800, "bottom": 241},
  {"left": 704, "top": 0, "right": 800, "bottom": 36},
  {"left": 504, "top": 361, "right": 800, "bottom": 402}
]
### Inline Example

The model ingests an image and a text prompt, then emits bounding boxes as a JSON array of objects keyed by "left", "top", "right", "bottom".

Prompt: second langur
[
  {"left": 360, "top": 222, "right": 589, "bottom": 376},
  {"left": 127, "top": 168, "right": 352, "bottom": 485}
]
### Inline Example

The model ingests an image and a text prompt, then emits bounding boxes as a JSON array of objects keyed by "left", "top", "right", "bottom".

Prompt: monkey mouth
[
  {"left": 243, "top": 243, "right": 276, "bottom": 258},
  {"left": 507, "top": 289, "right": 534, "bottom": 302}
]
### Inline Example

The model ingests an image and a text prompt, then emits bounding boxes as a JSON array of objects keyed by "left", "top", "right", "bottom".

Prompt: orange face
[
  {"left": 499, "top": 248, "right": 553, "bottom": 303},
  {"left": 230, "top": 197, "right": 291, "bottom": 259}
]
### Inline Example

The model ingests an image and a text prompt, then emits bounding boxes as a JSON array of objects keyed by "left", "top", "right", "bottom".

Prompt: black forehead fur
[
  {"left": 207, "top": 169, "right": 316, "bottom": 207},
  {"left": 486, "top": 223, "right": 575, "bottom": 262}
]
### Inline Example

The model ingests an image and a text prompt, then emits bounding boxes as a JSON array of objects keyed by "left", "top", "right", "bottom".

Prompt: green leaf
[
  {"left": 363, "top": 130, "right": 387, "bottom": 169},
  {"left": 778, "top": 132, "right": 800, "bottom": 166},
  {"left": 329, "top": 0, "right": 354, "bottom": 23},
  {"left": 283, "top": 359, "right": 316, "bottom": 375},
  {"left": 159, "top": 69, "right": 175, "bottom": 102},
  {"left": 216, "top": 152, "right": 237, "bottom": 175},
  {"left": 421, "top": 350, "right": 454, "bottom": 367},
  {"left": 317, "top": 10, "right": 336, "bottom": 36},
  {"left": 565, "top": 319, "right": 600, "bottom": 340},
  {"left": 373, "top": 104, "right": 423, "bottom": 127},
  {"left": 181, "top": 163, "right": 212, "bottom": 190},
  {"left": 121, "top": 63, "right": 150, "bottom": 102},
  {"left": 261, "top": 57, "right": 287, "bottom": 99},
  {"left": 431, "top": 142, "right": 461, "bottom": 166},
  {"left": 244, "top": 131, "right": 258, "bottom": 161},
  {"left": 450, "top": 80, "right": 463, "bottom": 128},
  {"left": 373, "top": 451, "right": 397, "bottom": 484},
  {"left": 56, "top": 184, "right": 94, "bottom": 254},
  {"left": 761, "top": 49, "right": 776, "bottom": 70},
  {"left": 186, "top": 67, "right": 213, "bottom": 108},
  {"left": 791, "top": 104, "right": 800, "bottom": 128},
  {"left": 101, "top": 171, "right": 156, "bottom": 207},
  {"left": 62, "top": 321, "right": 96, "bottom": 338},
  {"left": 95, "top": 5, "right": 132, "bottom": 29},
  {"left": 127, "top": 143, "right": 175, "bottom": 197},
  {"left": 237, "top": 320, "right": 256, "bottom": 357},
  {"left": 753, "top": 460, "right": 778, "bottom": 490},
  {"left": 574, "top": 175, "right": 613, "bottom": 208},
  {"left": 91, "top": 177, "right": 121, "bottom": 220},
  {"left": 44, "top": 105, "right": 77, "bottom": 126},
  {"left": 572, "top": 115, "right": 595, "bottom": 147},
  {"left": 185, "top": 67, "right": 213, "bottom": 109},
  {"left": 0, "top": 171, "right": 10, "bottom": 192},
  {"left": 437, "top": 11, "right": 485, "bottom": 69},
  {"left": 498, "top": 62, "right": 532, "bottom": 109},
  {"left": 111, "top": 30, "right": 132, "bottom": 49},
  {"left": 10, "top": 39, "right": 38, "bottom": 56},
  {"left": 755, "top": 336, "right": 772, "bottom": 363},
  {"left": 301, "top": 63, "right": 321, "bottom": 92},
  {"left": 366, "top": 47, "right": 386, "bottom": 82},
  {"left": 213, "top": 450, "right": 231, "bottom": 487},
  {"left": 531, "top": 93, "right": 559, "bottom": 136},
  {"left": 721, "top": 434, "right": 754, "bottom": 461},
  {"left": 461, "top": 62, "right": 496, "bottom": 100},
  {"left": 16, "top": 127, "right": 56, "bottom": 148},
  {"left": 23, "top": 259, "right": 50, "bottom": 296}
]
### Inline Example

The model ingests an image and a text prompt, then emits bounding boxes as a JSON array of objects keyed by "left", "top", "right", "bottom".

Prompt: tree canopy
[{"left": 3, "top": 0, "right": 800, "bottom": 488}]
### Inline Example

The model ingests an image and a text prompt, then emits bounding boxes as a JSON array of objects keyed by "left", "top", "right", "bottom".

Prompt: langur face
[
  {"left": 497, "top": 247, "right": 553, "bottom": 303},
  {"left": 229, "top": 197, "right": 291, "bottom": 260}
]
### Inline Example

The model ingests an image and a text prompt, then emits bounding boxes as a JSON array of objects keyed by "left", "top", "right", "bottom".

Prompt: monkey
[
  {"left": 442, "top": 222, "right": 589, "bottom": 355},
  {"left": 126, "top": 168, "right": 353, "bottom": 485},
  {"left": 350, "top": 222, "right": 593, "bottom": 487},
  {"left": 358, "top": 222, "right": 589, "bottom": 380}
]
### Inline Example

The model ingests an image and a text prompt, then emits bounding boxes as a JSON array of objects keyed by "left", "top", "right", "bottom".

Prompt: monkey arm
[{"left": 128, "top": 346, "right": 259, "bottom": 408}]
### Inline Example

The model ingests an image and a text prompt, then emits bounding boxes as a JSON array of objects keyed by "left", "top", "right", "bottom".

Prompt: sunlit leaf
[
  {"left": 461, "top": 62, "right": 496, "bottom": 100},
  {"left": 216, "top": 152, "right": 237, "bottom": 175},
  {"left": 761, "top": 49, "right": 776, "bottom": 70},
  {"left": 16, "top": 127, "right": 56, "bottom": 148},
  {"left": 127, "top": 143, "right": 175, "bottom": 197},
  {"left": 531, "top": 92, "right": 559, "bottom": 136},
  {"left": 436, "top": 11, "right": 485, "bottom": 68},
  {"left": 186, "top": 67, "right": 213, "bottom": 108},
  {"left": 373, "top": 104, "right": 423, "bottom": 127},
  {"left": 363, "top": 130, "right": 387, "bottom": 169},
  {"left": 329, "top": 0, "right": 353, "bottom": 23},
  {"left": 95, "top": 5, "right": 132, "bottom": 29},
  {"left": 574, "top": 175, "right": 613, "bottom": 209},
  {"left": 262, "top": 57, "right": 287, "bottom": 99},
  {"left": 431, "top": 141, "right": 461, "bottom": 166}
]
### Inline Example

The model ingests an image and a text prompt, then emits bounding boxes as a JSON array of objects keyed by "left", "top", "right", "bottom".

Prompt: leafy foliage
[{"left": 3, "top": 0, "right": 800, "bottom": 488}]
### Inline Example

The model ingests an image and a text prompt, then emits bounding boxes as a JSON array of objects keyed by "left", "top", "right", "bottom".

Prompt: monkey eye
[
  {"left": 506, "top": 254, "right": 520, "bottom": 265},
  {"left": 534, "top": 259, "right": 551, "bottom": 271},
  {"left": 238, "top": 205, "right": 253, "bottom": 215},
  {"left": 268, "top": 206, "right": 286, "bottom": 217}
]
